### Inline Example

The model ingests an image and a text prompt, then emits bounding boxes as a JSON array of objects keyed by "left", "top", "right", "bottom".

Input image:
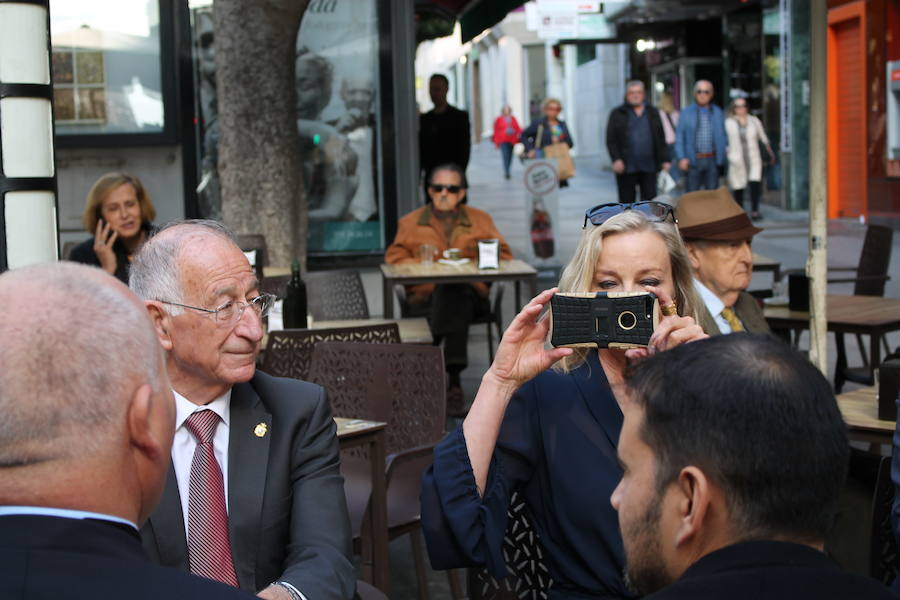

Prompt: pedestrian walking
[
  {"left": 725, "top": 98, "right": 776, "bottom": 221},
  {"left": 492, "top": 105, "right": 522, "bottom": 180},
  {"left": 658, "top": 90, "right": 679, "bottom": 160},
  {"left": 605, "top": 80, "right": 671, "bottom": 204},
  {"left": 675, "top": 80, "right": 727, "bottom": 192},
  {"left": 521, "top": 98, "right": 575, "bottom": 187}
]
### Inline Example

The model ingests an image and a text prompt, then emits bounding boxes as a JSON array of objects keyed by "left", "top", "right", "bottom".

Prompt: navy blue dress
[{"left": 421, "top": 351, "right": 633, "bottom": 600}]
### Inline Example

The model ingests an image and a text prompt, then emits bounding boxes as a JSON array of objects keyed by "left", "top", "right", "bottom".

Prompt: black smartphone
[{"left": 549, "top": 291, "right": 660, "bottom": 350}]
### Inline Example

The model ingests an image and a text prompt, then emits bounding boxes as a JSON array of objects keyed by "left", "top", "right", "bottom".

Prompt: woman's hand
[
  {"left": 93, "top": 220, "right": 118, "bottom": 275},
  {"left": 625, "top": 286, "right": 707, "bottom": 360},
  {"left": 486, "top": 288, "right": 572, "bottom": 389}
]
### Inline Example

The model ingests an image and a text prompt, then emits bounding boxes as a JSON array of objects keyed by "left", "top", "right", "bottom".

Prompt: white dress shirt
[
  {"left": 0, "top": 506, "right": 138, "bottom": 529},
  {"left": 172, "top": 389, "right": 231, "bottom": 536},
  {"left": 693, "top": 278, "right": 735, "bottom": 334}
]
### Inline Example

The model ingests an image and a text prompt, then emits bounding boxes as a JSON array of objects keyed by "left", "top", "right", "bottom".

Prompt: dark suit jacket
[
  {"left": 697, "top": 291, "right": 770, "bottom": 336},
  {"left": 0, "top": 514, "right": 253, "bottom": 599},
  {"left": 606, "top": 103, "right": 670, "bottom": 170},
  {"left": 420, "top": 105, "right": 471, "bottom": 174},
  {"left": 141, "top": 371, "right": 355, "bottom": 600},
  {"left": 645, "top": 540, "right": 897, "bottom": 599}
]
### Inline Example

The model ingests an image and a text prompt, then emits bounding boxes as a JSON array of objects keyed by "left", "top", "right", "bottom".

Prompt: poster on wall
[{"left": 296, "top": 0, "right": 382, "bottom": 253}]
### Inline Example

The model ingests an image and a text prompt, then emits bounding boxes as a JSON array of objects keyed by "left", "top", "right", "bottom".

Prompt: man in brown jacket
[
  {"left": 675, "top": 187, "right": 770, "bottom": 335},
  {"left": 386, "top": 164, "right": 512, "bottom": 415}
]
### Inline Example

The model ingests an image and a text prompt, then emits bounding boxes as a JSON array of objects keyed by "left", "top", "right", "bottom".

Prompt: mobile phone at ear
[{"left": 549, "top": 291, "right": 660, "bottom": 349}]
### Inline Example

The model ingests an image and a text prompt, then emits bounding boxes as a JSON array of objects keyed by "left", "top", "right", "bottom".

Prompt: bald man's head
[{"left": 0, "top": 262, "right": 164, "bottom": 465}]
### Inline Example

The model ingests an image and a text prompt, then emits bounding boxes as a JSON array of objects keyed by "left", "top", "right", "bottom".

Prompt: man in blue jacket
[{"left": 675, "top": 80, "right": 727, "bottom": 192}]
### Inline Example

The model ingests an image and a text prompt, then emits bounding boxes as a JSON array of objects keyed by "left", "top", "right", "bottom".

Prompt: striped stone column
[{"left": 0, "top": 0, "right": 58, "bottom": 271}]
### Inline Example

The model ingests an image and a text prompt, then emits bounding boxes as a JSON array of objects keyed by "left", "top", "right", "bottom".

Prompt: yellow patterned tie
[{"left": 720, "top": 306, "right": 745, "bottom": 332}]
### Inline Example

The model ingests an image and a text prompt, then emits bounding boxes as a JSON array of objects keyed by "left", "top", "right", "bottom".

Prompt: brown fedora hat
[{"left": 676, "top": 187, "right": 763, "bottom": 241}]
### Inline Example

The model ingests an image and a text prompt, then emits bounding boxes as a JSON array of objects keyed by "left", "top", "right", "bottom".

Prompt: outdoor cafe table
[
  {"left": 335, "top": 417, "right": 389, "bottom": 593},
  {"left": 381, "top": 259, "right": 539, "bottom": 319},
  {"left": 763, "top": 295, "right": 900, "bottom": 382},
  {"left": 835, "top": 386, "right": 895, "bottom": 447}
]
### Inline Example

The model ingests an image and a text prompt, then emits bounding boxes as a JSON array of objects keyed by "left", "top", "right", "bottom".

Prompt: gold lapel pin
[{"left": 254, "top": 422, "right": 268, "bottom": 438}]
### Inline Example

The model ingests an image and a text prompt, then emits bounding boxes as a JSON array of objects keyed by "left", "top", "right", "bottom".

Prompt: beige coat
[{"left": 725, "top": 115, "right": 770, "bottom": 189}]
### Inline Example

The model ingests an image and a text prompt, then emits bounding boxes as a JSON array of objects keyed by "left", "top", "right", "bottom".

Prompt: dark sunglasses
[
  {"left": 695, "top": 89, "right": 713, "bottom": 95},
  {"left": 429, "top": 184, "right": 464, "bottom": 194},
  {"left": 582, "top": 201, "right": 676, "bottom": 228}
]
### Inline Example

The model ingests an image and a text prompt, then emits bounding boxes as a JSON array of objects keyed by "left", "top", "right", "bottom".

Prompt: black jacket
[
  {"left": 520, "top": 117, "right": 574, "bottom": 152},
  {"left": 420, "top": 105, "right": 471, "bottom": 174},
  {"left": 605, "top": 103, "right": 669, "bottom": 171},
  {"left": 645, "top": 541, "right": 897, "bottom": 600}
]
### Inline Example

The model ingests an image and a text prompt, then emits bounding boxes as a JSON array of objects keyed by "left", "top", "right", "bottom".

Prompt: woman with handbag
[
  {"left": 492, "top": 105, "right": 523, "bottom": 180},
  {"left": 725, "top": 98, "right": 776, "bottom": 221},
  {"left": 521, "top": 97, "right": 575, "bottom": 187}
]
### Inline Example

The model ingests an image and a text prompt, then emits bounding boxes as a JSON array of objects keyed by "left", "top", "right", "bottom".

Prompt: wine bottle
[{"left": 283, "top": 259, "right": 308, "bottom": 329}]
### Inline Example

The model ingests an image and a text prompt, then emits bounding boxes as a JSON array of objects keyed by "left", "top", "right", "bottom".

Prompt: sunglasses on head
[
  {"left": 582, "top": 201, "right": 677, "bottom": 228},
  {"left": 429, "top": 184, "right": 464, "bottom": 194}
]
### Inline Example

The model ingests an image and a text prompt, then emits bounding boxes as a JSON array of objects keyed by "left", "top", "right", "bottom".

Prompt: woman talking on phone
[
  {"left": 421, "top": 204, "right": 706, "bottom": 600},
  {"left": 69, "top": 172, "right": 156, "bottom": 284}
]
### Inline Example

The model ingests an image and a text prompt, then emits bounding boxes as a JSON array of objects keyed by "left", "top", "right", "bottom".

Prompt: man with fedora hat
[{"left": 676, "top": 187, "right": 770, "bottom": 335}]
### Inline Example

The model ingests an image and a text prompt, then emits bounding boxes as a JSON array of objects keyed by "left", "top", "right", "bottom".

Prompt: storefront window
[
  {"left": 50, "top": 0, "right": 165, "bottom": 135},
  {"left": 190, "top": 0, "right": 384, "bottom": 254}
]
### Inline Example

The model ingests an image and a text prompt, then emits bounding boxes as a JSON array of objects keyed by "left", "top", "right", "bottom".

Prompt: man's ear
[
  {"left": 685, "top": 243, "right": 702, "bottom": 273},
  {"left": 671, "top": 466, "right": 711, "bottom": 548},
  {"left": 145, "top": 301, "right": 174, "bottom": 351},
  {"left": 126, "top": 383, "right": 167, "bottom": 462}
]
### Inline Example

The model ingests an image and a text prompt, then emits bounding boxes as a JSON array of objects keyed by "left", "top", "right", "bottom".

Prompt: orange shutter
[{"left": 827, "top": 2, "right": 867, "bottom": 219}]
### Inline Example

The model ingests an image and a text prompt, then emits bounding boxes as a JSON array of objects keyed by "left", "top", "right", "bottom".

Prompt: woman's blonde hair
[
  {"left": 658, "top": 91, "right": 675, "bottom": 114},
  {"left": 82, "top": 172, "right": 156, "bottom": 233},
  {"left": 541, "top": 97, "right": 562, "bottom": 112},
  {"left": 554, "top": 210, "right": 699, "bottom": 372}
]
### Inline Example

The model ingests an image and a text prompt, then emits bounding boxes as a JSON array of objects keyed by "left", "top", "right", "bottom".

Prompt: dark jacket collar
[
  {"left": 417, "top": 204, "right": 471, "bottom": 228},
  {"left": 678, "top": 540, "right": 835, "bottom": 582}
]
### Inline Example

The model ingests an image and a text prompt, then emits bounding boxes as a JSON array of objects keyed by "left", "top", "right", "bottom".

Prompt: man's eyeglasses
[
  {"left": 159, "top": 293, "right": 276, "bottom": 326},
  {"left": 695, "top": 89, "right": 713, "bottom": 95},
  {"left": 583, "top": 201, "right": 677, "bottom": 228},
  {"left": 429, "top": 184, "right": 464, "bottom": 194}
]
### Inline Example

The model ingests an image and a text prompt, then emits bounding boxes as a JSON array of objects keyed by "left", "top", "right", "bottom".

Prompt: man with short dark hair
[
  {"left": 132, "top": 220, "right": 354, "bottom": 600},
  {"left": 613, "top": 333, "right": 895, "bottom": 599},
  {"left": 0, "top": 262, "right": 252, "bottom": 599},
  {"left": 419, "top": 73, "right": 471, "bottom": 190},
  {"left": 675, "top": 80, "right": 727, "bottom": 191},
  {"left": 606, "top": 80, "right": 670, "bottom": 204}
]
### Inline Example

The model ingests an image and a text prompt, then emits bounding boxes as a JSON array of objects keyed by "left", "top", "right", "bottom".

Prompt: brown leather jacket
[{"left": 385, "top": 204, "right": 513, "bottom": 300}]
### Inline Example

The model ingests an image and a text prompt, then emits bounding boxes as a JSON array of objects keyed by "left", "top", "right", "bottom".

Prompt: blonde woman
[
  {"left": 422, "top": 205, "right": 705, "bottom": 600},
  {"left": 521, "top": 97, "right": 575, "bottom": 186},
  {"left": 69, "top": 172, "right": 156, "bottom": 283},
  {"left": 725, "top": 98, "right": 776, "bottom": 221}
]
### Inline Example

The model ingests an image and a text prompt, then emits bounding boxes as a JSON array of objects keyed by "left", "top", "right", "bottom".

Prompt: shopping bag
[
  {"left": 657, "top": 169, "right": 677, "bottom": 195},
  {"left": 542, "top": 142, "right": 576, "bottom": 181}
]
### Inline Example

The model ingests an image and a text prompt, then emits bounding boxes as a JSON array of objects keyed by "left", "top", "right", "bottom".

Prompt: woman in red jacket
[{"left": 492, "top": 105, "right": 522, "bottom": 180}]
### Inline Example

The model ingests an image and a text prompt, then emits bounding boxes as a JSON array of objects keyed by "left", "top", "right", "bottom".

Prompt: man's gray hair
[
  {"left": 625, "top": 80, "right": 645, "bottom": 91},
  {"left": 129, "top": 219, "right": 237, "bottom": 314},
  {"left": 0, "top": 262, "right": 162, "bottom": 464}
]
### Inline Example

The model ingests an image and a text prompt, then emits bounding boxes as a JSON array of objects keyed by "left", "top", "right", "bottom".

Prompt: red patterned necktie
[{"left": 186, "top": 410, "right": 239, "bottom": 587}]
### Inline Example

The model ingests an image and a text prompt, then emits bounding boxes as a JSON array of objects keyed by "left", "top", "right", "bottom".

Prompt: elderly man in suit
[
  {"left": 131, "top": 220, "right": 354, "bottom": 600},
  {"left": 676, "top": 187, "right": 770, "bottom": 335},
  {"left": 613, "top": 333, "right": 895, "bottom": 599},
  {"left": 0, "top": 262, "right": 252, "bottom": 600}
]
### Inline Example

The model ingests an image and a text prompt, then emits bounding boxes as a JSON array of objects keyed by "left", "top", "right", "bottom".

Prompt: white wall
[
  {"left": 57, "top": 145, "right": 185, "bottom": 247},
  {"left": 573, "top": 43, "right": 627, "bottom": 165}
]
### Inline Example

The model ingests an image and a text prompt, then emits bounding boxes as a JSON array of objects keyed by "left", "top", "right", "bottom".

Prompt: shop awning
[{"left": 416, "top": 0, "right": 528, "bottom": 43}]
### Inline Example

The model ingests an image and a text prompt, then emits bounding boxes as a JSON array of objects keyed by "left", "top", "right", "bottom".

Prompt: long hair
[{"left": 555, "top": 211, "right": 699, "bottom": 372}]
